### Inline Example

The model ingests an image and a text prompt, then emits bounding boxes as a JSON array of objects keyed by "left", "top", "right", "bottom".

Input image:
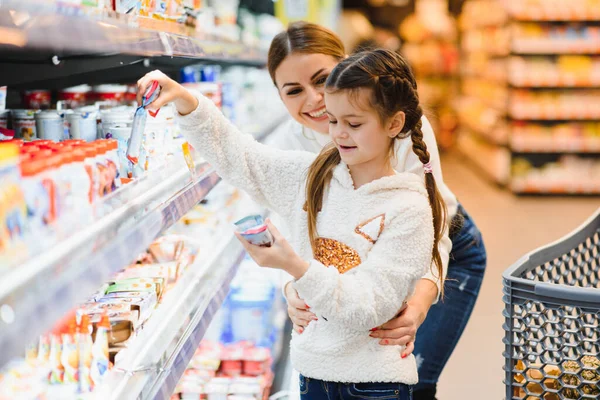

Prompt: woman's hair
[
  {"left": 267, "top": 21, "right": 346, "bottom": 85},
  {"left": 304, "top": 49, "right": 448, "bottom": 295}
]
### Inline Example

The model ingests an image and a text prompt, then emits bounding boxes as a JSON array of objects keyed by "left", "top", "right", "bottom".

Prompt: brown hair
[
  {"left": 267, "top": 21, "right": 346, "bottom": 86},
  {"left": 305, "top": 49, "right": 448, "bottom": 295}
]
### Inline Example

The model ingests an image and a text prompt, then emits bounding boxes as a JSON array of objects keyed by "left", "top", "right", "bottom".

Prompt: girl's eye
[
  {"left": 287, "top": 88, "right": 302, "bottom": 96},
  {"left": 349, "top": 123, "right": 362, "bottom": 128},
  {"left": 329, "top": 120, "right": 337, "bottom": 124}
]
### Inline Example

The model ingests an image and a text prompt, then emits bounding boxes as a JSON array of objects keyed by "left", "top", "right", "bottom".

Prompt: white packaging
[
  {"left": 104, "top": 126, "right": 132, "bottom": 179},
  {"left": 0, "top": 110, "right": 9, "bottom": 129},
  {"left": 36, "top": 111, "right": 65, "bottom": 141},
  {"left": 67, "top": 110, "right": 98, "bottom": 142},
  {"left": 0, "top": 86, "right": 6, "bottom": 110}
]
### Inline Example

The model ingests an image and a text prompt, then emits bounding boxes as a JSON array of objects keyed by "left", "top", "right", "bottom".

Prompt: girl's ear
[{"left": 387, "top": 111, "right": 405, "bottom": 138}]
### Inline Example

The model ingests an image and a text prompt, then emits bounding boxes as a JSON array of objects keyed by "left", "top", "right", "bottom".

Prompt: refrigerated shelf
[
  {"left": 97, "top": 232, "right": 245, "bottom": 400},
  {"left": 0, "top": 160, "right": 220, "bottom": 369},
  {"left": 0, "top": 0, "right": 265, "bottom": 63}
]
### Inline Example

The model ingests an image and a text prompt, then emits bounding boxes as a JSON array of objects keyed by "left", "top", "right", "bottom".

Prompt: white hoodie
[
  {"left": 176, "top": 94, "right": 437, "bottom": 384},
  {"left": 266, "top": 117, "right": 457, "bottom": 297}
]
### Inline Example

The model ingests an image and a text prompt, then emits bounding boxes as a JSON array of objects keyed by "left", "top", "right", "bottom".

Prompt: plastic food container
[
  {"left": 23, "top": 90, "right": 51, "bottom": 109},
  {"left": 11, "top": 109, "right": 38, "bottom": 141},
  {"left": 35, "top": 111, "right": 65, "bottom": 142},
  {"left": 104, "top": 125, "right": 131, "bottom": 179},
  {"left": 66, "top": 110, "right": 98, "bottom": 142},
  {"left": 0, "top": 110, "right": 9, "bottom": 129},
  {"left": 59, "top": 85, "right": 91, "bottom": 109},
  {"left": 100, "top": 109, "right": 133, "bottom": 139},
  {"left": 93, "top": 85, "right": 128, "bottom": 106}
]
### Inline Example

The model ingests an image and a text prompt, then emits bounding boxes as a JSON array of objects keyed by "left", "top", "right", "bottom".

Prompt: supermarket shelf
[
  {"left": 0, "top": 0, "right": 266, "bottom": 86},
  {"left": 511, "top": 138, "right": 600, "bottom": 154},
  {"left": 459, "top": 119, "right": 509, "bottom": 147},
  {"left": 509, "top": 81, "right": 600, "bottom": 89},
  {"left": 0, "top": 160, "right": 221, "bottom": 369},
  {"left": 457, "top": 130, "right": 511, "bottom": 186},
  {"left": 511, "top": 180, "right": 600, "bottom": 195},
  {"left": 97, "top": 233, "right": 245, "bottom": 400},
  {"left": 512, "top": 41, "right": 600, "bottom": 55},
  {"left": 0, "top": 1, "right": 265, "bottom": 62},
  {"left": 509, "top": 114, "right": 600, "bottom": 122}
]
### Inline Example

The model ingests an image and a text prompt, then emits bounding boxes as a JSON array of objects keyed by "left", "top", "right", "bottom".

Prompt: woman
[{"left": 265, "top": 22, "right": 487, "bottom": 400}]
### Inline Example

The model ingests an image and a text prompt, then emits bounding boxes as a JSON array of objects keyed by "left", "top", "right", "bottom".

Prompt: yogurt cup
[
  {"left": 36, "top": 111, "right": 65, "bottom": 142},
  {"left": 93, "top": 84, "right": 128, "bottom": 106},
  {"left": 67, "top": 110, "right": 98, "bottom": 142},
  {"left": 0, "top": 110, "right": 9, "bottom": 129},
  {"left": 12, "top": 109, "right": 39, "bottom": 140},
  {"left": 23, "top": 90, "right": 51, "bottom": 109},
  {"left": 59, "top": 85, "right": 91, "bottom": 109}
]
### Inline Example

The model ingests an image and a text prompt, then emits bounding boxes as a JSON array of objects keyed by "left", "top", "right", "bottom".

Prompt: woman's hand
[
  {"left": 235, "top": 219, "right": 310, "bottom": 279},
  {"left": 284, "top": 282, "right": 317, "bottom": 334},
  {"left": 136, "top": 70, "right": 198, "bottom": 116},
  {"left": 368, "top": 279, "right": 437, "bottom": 358}
]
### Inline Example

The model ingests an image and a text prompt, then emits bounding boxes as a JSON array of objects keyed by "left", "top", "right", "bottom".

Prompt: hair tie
[{"left": 423, "top": 162, "right": 433, "bottom": 174}]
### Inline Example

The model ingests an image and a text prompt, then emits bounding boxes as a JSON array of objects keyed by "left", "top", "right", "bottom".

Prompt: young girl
[
  {"left": 137, "top": 49, "right": 446, "bottom": 398},
  {"left": 265, "top": 22, "right": 487, "bottom": 400}
]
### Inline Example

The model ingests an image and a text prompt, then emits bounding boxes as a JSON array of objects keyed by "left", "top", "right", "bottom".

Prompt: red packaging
[
  {"left": 59, "top": 85, "right": 91, "bottom": 109},
  {"left": 23, "top": 90, "right": 51, "bottom": 109},
  {"left": 93, "top": 85, "right": 127, "bottom": 105}
]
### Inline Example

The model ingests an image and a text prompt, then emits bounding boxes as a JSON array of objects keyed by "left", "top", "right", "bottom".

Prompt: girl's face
[
  {"left": 274, "top": 53, "right": 340, "bottom": 135},
  {"left": 326, "top": 88, "right": 404, "bottom": 170}
]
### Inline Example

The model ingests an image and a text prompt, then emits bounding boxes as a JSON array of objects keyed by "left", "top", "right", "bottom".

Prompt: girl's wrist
[
  {"left": 174, "top": 86, "right": 198, "bottom": 116},
  {"left": 286, "top": 257, "right": 310, "bottom": 280}
]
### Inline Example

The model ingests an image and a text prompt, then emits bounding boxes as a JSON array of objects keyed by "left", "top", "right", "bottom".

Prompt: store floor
[{"left": 436, "top": 151, "right": 599, "bottom": 400}]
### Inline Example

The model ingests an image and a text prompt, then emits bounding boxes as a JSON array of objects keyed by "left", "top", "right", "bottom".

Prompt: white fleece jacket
[
  {"left": 176, "top": 94, "right": 435, "bottom": 385},
  {"left": 267, "top": 117, "right": 455, "bottom": 298}
]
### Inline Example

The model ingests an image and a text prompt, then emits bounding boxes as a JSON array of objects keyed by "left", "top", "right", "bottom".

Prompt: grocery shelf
[
  {"left": 0, "top": 160, "right": 221, "bottom": 369},
  {"left": 96, "top": 232, "right": 245, "bottom": 400},
  {"left": 511, "top": 180, "right": 600, "bottom": 195},
  {"left": 457, "top": 130, "right": 511, "bottom": 186},
  {"left": 511, "top": 139, "right": 600, "bottom": 154},
  {"left": 459, "top": 119, "right": 509, "bottom": 147},
  {"left": 509, "top": 82, "right": 600, "bottom": 89},
  {"left": 0, "top": 0, "right": 265, "bottom": 62},
  {"left": 509, "top": 114, "right": 600, "bottom": 122},
  {"left": 0, "top": 0, "right": 266, "bottom": 86},
  {"left": 511, "top": 41, "right": 600, "bottom": 55}
]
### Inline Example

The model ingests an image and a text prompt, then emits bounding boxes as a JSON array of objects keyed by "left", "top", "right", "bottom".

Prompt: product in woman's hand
[{"left": 234, "top": 215, "right": 274, "bottom": 247}]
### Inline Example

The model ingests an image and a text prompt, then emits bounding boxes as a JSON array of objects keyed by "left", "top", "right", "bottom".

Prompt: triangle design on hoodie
[{"left": 355, "top": 214, "right": 385, "bottom": 244}]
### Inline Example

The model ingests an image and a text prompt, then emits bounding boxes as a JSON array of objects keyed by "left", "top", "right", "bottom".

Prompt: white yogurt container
[
  {"left": 67, "top": 110, "right": 98, "bottom": 142},
  {"left": 36, "top": 110, "right": 64, "bottom": 142}
]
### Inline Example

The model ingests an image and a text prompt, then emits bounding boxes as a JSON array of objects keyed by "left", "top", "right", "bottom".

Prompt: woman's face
[{"left": 274, "top": 53, "right": 340, "bottom": 134}]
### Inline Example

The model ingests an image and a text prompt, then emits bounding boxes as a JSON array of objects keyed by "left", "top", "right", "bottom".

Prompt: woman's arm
[
  {"left": 137, "top": 71, "right": 314, "bottom": 216},
  {"left": 293, "top": 192, "right": 434, "bottom": 331}
]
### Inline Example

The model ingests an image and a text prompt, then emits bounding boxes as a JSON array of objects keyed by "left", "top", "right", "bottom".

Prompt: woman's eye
[
  {"left": 315, "top": 76, "right": 327, "bottom": 85},
  {"left": 287, "top": 88, "right": 302, "bottom": 96},
  {"left": 329, "top": 120, "right": 337, "bottom": 124},
  {"left": 349, "top": 123, "right": 362, "bottom": 128}
]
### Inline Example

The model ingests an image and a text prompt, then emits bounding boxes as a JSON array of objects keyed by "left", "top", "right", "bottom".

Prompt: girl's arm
[
  {"left": 177, "top": 91, "right": 314, "bottom": 216},
  {"left": 292, "top": 191, "right": 434, "bottom": 332},
  {"left": 137, "top": 70, "right": 314, "bottom": 217}
]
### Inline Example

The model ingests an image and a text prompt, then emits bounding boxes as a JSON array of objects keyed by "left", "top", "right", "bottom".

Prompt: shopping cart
[{"left": 503, "top": 208, "right": 600, "bottom": 400}]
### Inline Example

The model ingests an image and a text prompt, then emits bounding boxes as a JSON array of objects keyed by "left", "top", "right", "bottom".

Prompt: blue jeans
[
  {"left": 299, "top": 375, "right": 413, "bottom": 400},
  {"left": 413, "top": 204, "right": 487, "bottom": 398}
]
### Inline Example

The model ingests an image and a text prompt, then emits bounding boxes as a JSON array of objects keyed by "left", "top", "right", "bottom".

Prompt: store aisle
[{"left": 436, "top": 152, "right": 599, "bottom": 400}]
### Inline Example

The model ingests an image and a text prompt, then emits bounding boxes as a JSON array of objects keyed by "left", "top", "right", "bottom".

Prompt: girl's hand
[
  {"left": 137, "top": 70, "right": 198, "bottom": 116},
  {"left": 235, "top": 219, "right": 310, "bottom": 279}
]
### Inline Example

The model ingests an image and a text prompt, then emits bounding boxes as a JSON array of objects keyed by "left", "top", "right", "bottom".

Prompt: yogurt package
[{"left": 234, "top": 215, "right": 273, "bottom": 247}]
